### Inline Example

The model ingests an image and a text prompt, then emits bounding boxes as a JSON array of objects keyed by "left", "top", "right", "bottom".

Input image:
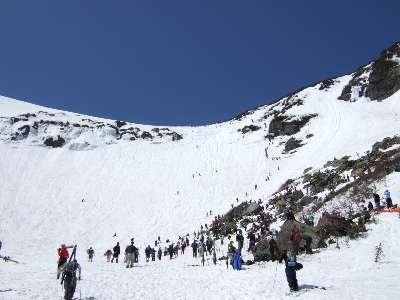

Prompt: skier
[
  {"left": 125, "top": 242, "right": 136, "bottom": 268},
  {"left": 236, "top": 230, "right": 244, "bottom": 250},
  {"left": 57, "top": 244, "right": 70, "bottom": 279},
  {"left": 168, "top": 243, "right": 174, "bottom": 260},
  {"left": 151, "top": 247, "right": 156, "bottom": 261},
  {"left": 373, "top": 193, "right": 381, "bottom": 209},
  {"left": 212, "top": 247, "right": 217, "bottom": 265},
  {"left": 247, "top": 231, "right": 256, "bottom": 252},
  {"left": 61, "top": 259, "right": 81, "bottom": 300},
  {"left": 232, "top": 248, "right": 242, "bottom": 270},
  {"left": 383, "top": 190, "right": 393, "bottom": 208},
  {"left": 199, "top": 242, "right": 205, "bottom": 266},
  {"left": 227, "top": 241, "right": 236, "bottom": 268},
  {"left": 157, "top": 247, "right": 162, "bottom": 260},
  {"left": 283, "top": 241, "right": 303, "bottom": 292},
  {"left": 206, "top": 238, "right": 213, "bottom": 256},
  {"left": 191, "top": 240, "right": 198, "bottom": 258},
  {"left": 145, "top": 245, "right": 151, "bottom": 262},
  {"left": 111, "top": 242, "right": 120, "bottom": 263},
  {"left": 86, "top": 247, "right": 94, "bottom": 262}
]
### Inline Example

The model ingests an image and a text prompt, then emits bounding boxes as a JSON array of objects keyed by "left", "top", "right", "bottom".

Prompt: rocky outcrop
[
  {"left": 239, "top": 125, "right": 261, "bottom": 134},
  {"left": 268, "top": 114, "right": 317, "bottom": 137},
  {"left": 43, "top": 136, "right": 65, "bottom": 148},
  {"left": 339, "top": 42, "right": 400, "bottom": 102},
  {"left": 284, "top": 137, "right": 303, "bottom": 153}
]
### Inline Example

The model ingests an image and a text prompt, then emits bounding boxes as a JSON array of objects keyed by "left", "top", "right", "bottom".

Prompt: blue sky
[{"left": 0, "top": 1, "right": 398, "bottom": 125}]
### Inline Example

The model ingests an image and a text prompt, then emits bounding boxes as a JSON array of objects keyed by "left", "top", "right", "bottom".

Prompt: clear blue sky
[{"left": 0, "top": 1, "right": 398, "bottom": 125}]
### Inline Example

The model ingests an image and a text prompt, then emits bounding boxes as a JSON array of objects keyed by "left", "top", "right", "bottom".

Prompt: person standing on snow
[
  {"left": 191, "top": 240, "right": 198, "bottom": 258},
  {"left": 212, "top": 247, "right": 217, "bottom": 265},
  {"left": 199, "top": 242, "right": 205, "bottom": 266},
  {"left": 157, "top": 247, "right": 162, "bottom": 260},
  {"left": 236, "top": 230, "right": 244, "bottom": 250},
  {"left": 125, "top": 242, "right": 136, "bottom": 268},
  {"left": 383, "top": 190, "right": 393, "bottom": 208},
  {"left": 226, "top": 241, "right": 236, "bottom": 268},
  {"left": 283, "top": 241, "right": 303, "bottom": 292},
  {"left": 61, "top": 259, "right": 81, "bottom": 300},
  {"left": 57, "top": 244, "right": 70, "bottom": 279},
  {"left": 373, "top": 193, "right": 381, "bottom": 209},
  {"left": 112, "top": 242, "right": 120, "bottom": 263},
  {"left": 232, "top": 248, "right": 242, "bottom": 270},
  {"left": 87, "top": 247, "right": 94, "bottom": 262}
]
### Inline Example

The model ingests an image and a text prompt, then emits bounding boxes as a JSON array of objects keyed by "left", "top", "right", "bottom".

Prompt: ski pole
[{"left": 272, "top": 260, "right": 278, "bottom": 288}]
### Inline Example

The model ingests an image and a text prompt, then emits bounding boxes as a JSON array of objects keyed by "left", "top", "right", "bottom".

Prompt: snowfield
[{"left": 1, "top": 54, "right": 400, "bottom": 299}]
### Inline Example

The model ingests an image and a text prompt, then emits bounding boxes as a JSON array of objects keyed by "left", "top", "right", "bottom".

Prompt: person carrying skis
[
  {"left": 111, "top": 242, "right": 120, "bottom": 263},
  {"left": 61, "top": 259, "right": 81, "bottom": 300},
  {"left": 87, "top": 247, "right": 94, "bottom": 262},
  {"left": 57, "top": 244, "right": 70, "bottom": 279}
]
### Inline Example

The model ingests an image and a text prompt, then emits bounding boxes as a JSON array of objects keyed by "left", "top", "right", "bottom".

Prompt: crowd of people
[{"left": 54, "top": 187, "right": 395, "bottom": 298}]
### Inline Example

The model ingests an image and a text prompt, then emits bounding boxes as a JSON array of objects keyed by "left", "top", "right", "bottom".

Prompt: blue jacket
[{"left": 232, "top": 249, "right": 242, "bottom": 270}]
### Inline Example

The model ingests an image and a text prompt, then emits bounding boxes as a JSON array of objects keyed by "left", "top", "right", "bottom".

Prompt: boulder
[
  {"left": 276, "top": 220, "right": 320, "bottom": 251},
  {"left": 316, "top": 212, "right": 354, "bottom": 238}
]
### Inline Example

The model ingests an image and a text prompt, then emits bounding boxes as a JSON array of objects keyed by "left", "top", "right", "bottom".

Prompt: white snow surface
[{"left": 0, "top": 76, "right": 400, "bottom": 299}]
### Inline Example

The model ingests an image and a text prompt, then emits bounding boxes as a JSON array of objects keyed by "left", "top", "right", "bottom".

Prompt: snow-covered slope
[{"left": 0, "top": 42, "right": 400, "bottom": 299}]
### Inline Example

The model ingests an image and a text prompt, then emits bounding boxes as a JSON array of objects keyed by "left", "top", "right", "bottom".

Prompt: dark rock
[
  {"left": 115, "top": 120, "right": 127, "bottom": 128},
  {"left": 17, "top": 125, "right": 30, "bottom": 138},
  {"left": 223, "top": 202, "right": 263, "bottom": 222},
  {"left": 239, "top": 125, "right": 261, "bottom": 134},
  {"left": 43, "top": 136, "right": 65, "bottom": 148},
  {"left": 141, "top": 131, "right": 153, "bottom": 139},
  {"left": 319, "top": 79, "right": 335, "bottom": 90},
  {"left": 268, "top": 114, "right": 317, "bottom": 137},
  {"left": 284, "top": 138, "right": 303, "bottom": 153},
  {"left": 171, "top": 132, "right": 183, "bottom": 141},
  {"left": 339, "top": 42, "right": 400, "bottom": 102}
]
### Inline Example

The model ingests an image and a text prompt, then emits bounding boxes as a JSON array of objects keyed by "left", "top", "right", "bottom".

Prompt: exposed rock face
[
  {"left": 239, "top": 125, "right": 261, "bottom": 134},
  {"left": 339, "top": 42, "right": 400, "bottom": 102},
  {"left": 268, "top": 114, "right": 317, "bottom": 137},
  {"left": 319, "top": 79, "right": 335, "bottom": 91},
  {"left": 223, "top": 202, "right": 263, "bottom": 222},
  {"left": 43, "top": 136, "right": 65, "bottom": 148},
  {"left": 284, "top": 137, "right": 303, "bottom": 153}
]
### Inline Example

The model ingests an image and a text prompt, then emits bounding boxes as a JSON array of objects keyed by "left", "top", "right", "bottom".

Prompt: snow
[{"left": 0, "top": 73, "right": 400, "bottom": 299}]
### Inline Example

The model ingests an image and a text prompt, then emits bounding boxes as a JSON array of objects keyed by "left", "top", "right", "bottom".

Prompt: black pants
[
  {"left": 64, "top": 275, "right": 77, "bottom": 300},
  {"left": 285, "top": 267, "right": 298, "bottom": 291},
  {"left": 111, "top": 255, "right": 119, "bottom": 263},
  {"left": 386, "top": 198, "right": 393, "bottom": 208}
]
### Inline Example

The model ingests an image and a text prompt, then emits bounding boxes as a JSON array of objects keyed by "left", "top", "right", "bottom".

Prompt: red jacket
[{"left": 58, "top": 247, "right": 69, "bottom": 260}]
